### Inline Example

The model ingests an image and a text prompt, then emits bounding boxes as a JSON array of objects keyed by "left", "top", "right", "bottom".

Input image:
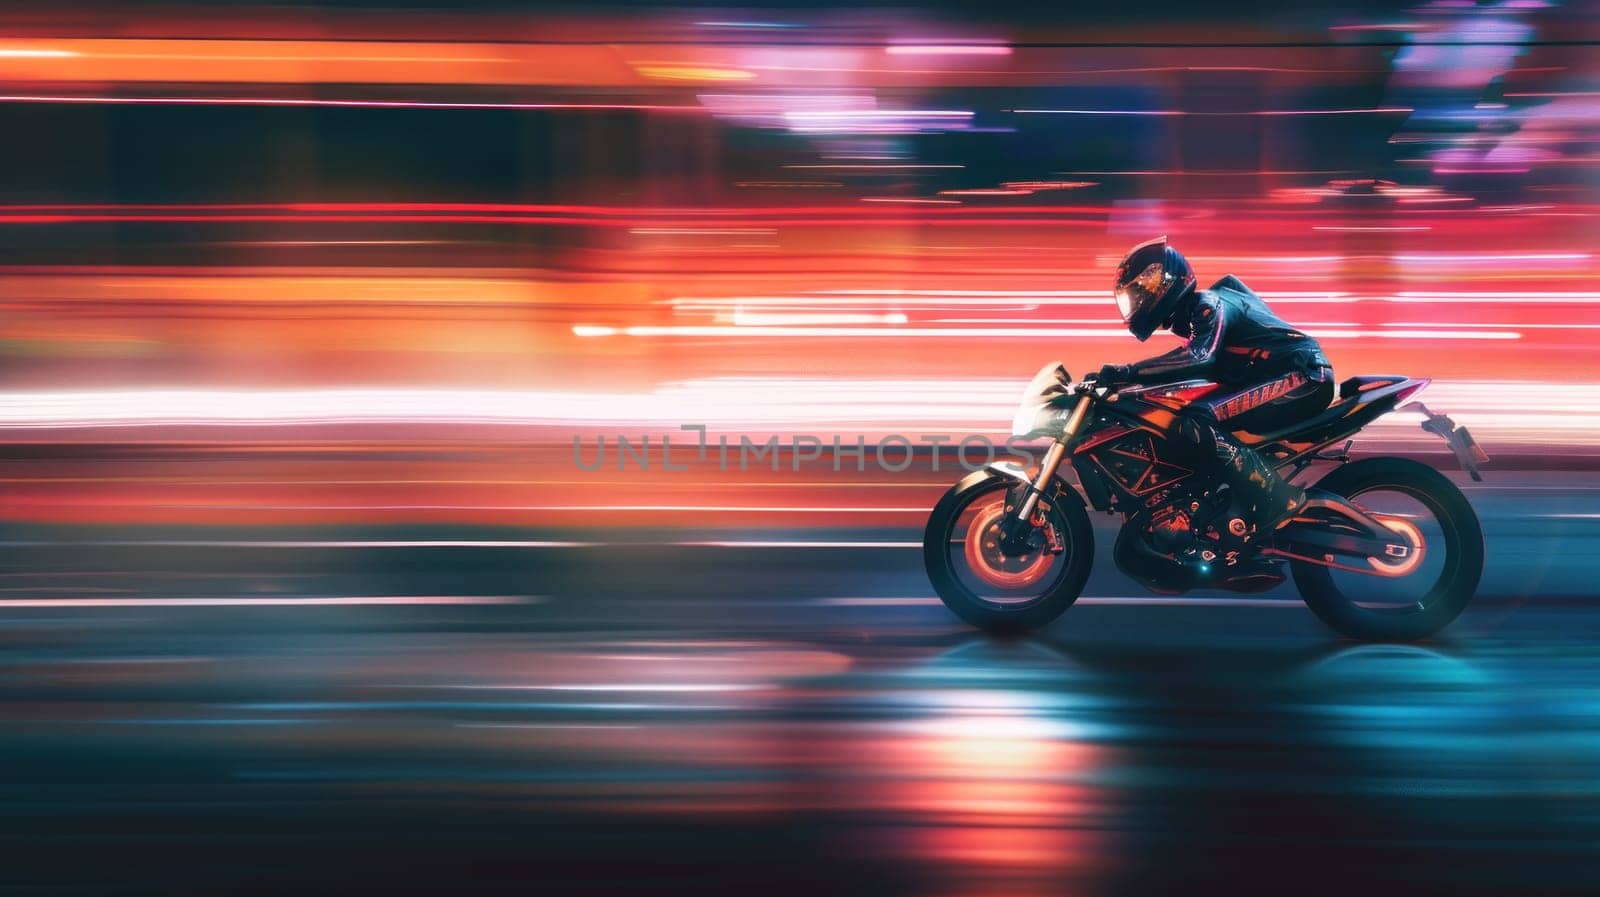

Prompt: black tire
[
  {"left": 1291, "top": 457, "right": 1484, "bottom": 641},
  {"left": 923, "top": 469, "right": 1095, "bottom": 635}
]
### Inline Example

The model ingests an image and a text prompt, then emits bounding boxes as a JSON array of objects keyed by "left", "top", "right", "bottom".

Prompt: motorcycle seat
[
  {"left": 1237, "top": 397, "right": 1361, "bottom": 444},
  {"left": 1240, "top": 375, "right": 1423, "bottom": 445}
]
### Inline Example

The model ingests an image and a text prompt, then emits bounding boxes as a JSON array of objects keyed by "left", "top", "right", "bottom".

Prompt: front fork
[{"left": 998, "top": 394, "right": 1093, "bottom": 554}]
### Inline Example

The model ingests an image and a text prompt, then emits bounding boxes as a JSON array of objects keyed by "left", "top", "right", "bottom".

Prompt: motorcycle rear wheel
[{"left": 1291, "top": 457, "right": 1484, "bottom": 641}]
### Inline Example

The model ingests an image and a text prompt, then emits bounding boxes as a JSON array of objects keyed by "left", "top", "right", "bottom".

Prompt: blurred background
[
  {"left": 2, "top": 2, "right": 1599, "bottom": 895},
  {"left": 0, "top": 0, "right": 1596, "bottom": 532}
]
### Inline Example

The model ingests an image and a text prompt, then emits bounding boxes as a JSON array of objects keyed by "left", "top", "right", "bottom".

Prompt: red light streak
[
  {"left": 1313, "top": 225, "right": 1433, "bottom": 232},
  {"left": 0, "top": 94, "right": 704, "bottom": 112},
  {"left": 938, "top": 188, "right": 1035, "bottom": 196}
]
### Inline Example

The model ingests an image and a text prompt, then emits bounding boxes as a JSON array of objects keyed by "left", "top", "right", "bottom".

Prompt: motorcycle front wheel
[{"left": 923, "top": 468, "right": 1095, "bottom": 635}]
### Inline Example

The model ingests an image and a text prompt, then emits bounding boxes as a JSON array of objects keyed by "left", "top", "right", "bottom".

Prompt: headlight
[
  {"left": 1011, "top": 362, "right": 1073, "bottom": 438},
  {"left": 1012, "top": 399, "right": 1046, "bottom": 439},
  {"left": 1012, "top": 401, "right": 1066, "bottom": 439}
]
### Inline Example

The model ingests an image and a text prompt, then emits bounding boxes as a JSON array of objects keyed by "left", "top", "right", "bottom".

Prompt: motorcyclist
[{"left": 1095, "top": 236, "right": 1334, "bottom": 539}]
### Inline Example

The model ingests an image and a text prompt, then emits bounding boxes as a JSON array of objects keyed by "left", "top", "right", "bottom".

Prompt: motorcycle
[{"left": 923, "top": 362, "right": 1488, "bottom": 640}]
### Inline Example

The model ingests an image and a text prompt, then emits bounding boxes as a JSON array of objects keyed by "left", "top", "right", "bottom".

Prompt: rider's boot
[{"left": 1212, "top": 428, "right": 1306, "bottom": 538}]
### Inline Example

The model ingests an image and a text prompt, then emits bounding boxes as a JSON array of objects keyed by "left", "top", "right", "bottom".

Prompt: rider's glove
[{"left": 1096, "top": 363, "right": 1133, "bottom": 387}]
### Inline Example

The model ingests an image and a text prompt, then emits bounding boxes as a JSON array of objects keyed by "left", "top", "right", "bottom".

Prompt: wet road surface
[
  {"left": 3, "top": 588, "right": 1600, "bottom": 892},
  {"left": 1, "top": 471, "right": 1597, "bottom": 894}
]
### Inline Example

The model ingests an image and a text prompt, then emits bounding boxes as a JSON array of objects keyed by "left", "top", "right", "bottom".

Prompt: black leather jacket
[{"left": 1127, "top": 275, "right": 1331, "bottom": 388}]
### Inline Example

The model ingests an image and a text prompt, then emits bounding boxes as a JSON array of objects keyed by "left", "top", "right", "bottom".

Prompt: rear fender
[{"left": 1408, "top": 402, "right": 1489, "bottom": 481}]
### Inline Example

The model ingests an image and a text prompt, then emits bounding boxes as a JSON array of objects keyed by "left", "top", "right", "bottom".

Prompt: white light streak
[
  {"left": 784, "top": 109, "right": 973, "bottom": 119},
  {"left": 580, "top": 325, "right": 1130, "bottom": 337},
  {"left": 0, "top": 48, "right": 79, "bottom": 58},
  {"left": 731, "top": 311, "right": 909, "bottom": 326},
  {"left": 570, "top": 325, "right": 1517, "bottom": 340},
  {"left": 885, "top": 44, "right": 1012, "bottom": 56},
  {"left": 1397, "top": 291, "right": 1600, "bottom": 303},
  {"left": 1393, "top": 253, "right": 1589, "bottom": 264},
  {"left": 459, "top": 683, "right": 769, "bottom": 693},
  {"left": 0, "top": 381, "right": 1591, "bottom": 444}
]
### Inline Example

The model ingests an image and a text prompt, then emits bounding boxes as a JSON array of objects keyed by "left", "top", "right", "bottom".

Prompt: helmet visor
[{"left": 1116, "top": 261, "right": 1169, "bottom": 322}]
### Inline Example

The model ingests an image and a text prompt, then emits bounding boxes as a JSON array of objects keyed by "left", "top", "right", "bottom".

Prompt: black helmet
[{"left": 1114, "top": 235, "right": 1197, "bottom": 341}]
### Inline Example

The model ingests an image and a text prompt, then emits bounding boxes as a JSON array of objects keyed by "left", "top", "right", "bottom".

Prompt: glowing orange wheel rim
[
  {"left": 963, "top": 498, "right": 1055, "bottom": 590},
  {"left": 1367, "top": 515, "right": 1426, "bottom": 577}
]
